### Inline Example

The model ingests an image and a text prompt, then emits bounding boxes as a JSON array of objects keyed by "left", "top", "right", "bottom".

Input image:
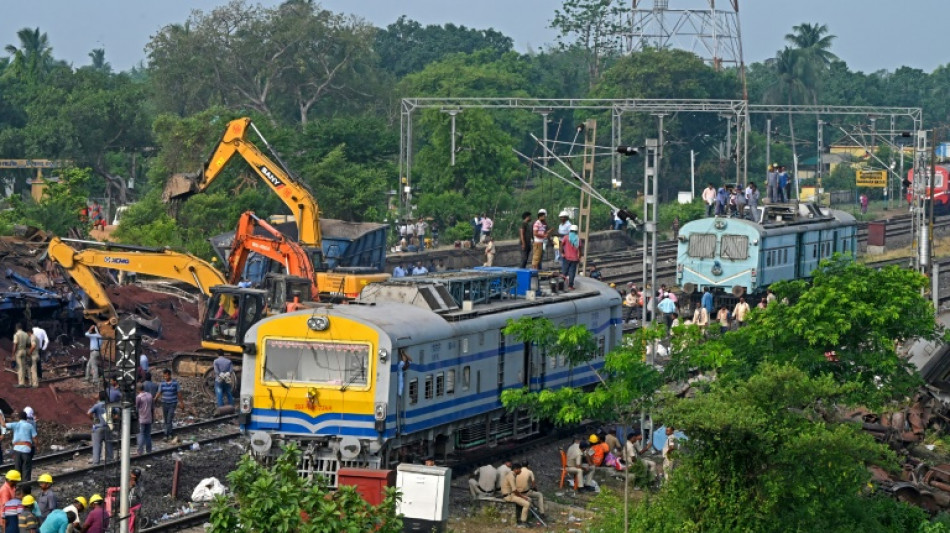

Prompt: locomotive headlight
[
  {"left": 375, "top": 402, "right": 387, "bottom": 433},
  {"left": 240, "top": 395, "right": 252, "bottom": 414},
  {"left": 307, "top": 316, "right": 330, "bottom": 331},
  {"left": 714, "top": 219, "right": 727, "bottom": 230},
  {"left": 378, "top": 348, "right": 389, "bottom": 362}
]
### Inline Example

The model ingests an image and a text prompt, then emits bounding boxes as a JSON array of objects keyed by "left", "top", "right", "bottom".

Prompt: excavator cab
[
  {"left": 262, "top": 274, "right": 312, "bottom": 313},
  {"left": 201, "top": 286, "right": 267, "bottom": 348}
]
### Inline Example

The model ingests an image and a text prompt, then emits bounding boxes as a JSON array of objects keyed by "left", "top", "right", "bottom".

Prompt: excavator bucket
[{"left": 162, "top": 172, "right": 201, "bottom": 203}]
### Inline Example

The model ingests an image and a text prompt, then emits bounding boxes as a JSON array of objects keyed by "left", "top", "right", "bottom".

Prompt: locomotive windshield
[
  {"left": 721, "top": 235, "right": 749, "bottom": 260},
  {"left": 688, "top": 234, "right": 716, "bottom": 258},
  {"left": 263, "top": 339, "right": 369, "bottom": 387}
]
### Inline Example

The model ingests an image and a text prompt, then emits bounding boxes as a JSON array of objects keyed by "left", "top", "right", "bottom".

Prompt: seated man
[
  {"left": 468, "top": 464, "right": 498, "bottom": 501},
  {"left": 500, "top": 463, "right": 532, "bottom": 527},
  {"left": 567, "top": 438, "right": 595, "bottom": 492},
  {"left": 624, "top": 430, "right": 658, "bottom": 479},
  {"left": 588, "top": 434, "right": 610, "bottom": 467},
  {"left": 516, "top": 460, "right": 545, "bottom": 519}
]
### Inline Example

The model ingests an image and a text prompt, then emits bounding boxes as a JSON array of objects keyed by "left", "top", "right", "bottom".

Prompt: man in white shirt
[
  {"left": 31, "top": 325, "right": 48, "bottom": 380},
  {"left": 469, "top": 464, "right": 498, "bottom": 500},
  {"left": 479, "top": 214, "right": 493, "bottom": 244},
  {"left": 702, "top": 183, "right": 717, "bottom": 217},
  {"left": 556, "top": 211, "right": 571, "bottom": 265},
  {"left": 495, "top": 459, "right": 512, "bottom": 491},
  {"left": 733, "top": 297, "right": 751, "bottom": 327},
  {"left": 411, "top": 263, "right": 428, "bottom": 276}
]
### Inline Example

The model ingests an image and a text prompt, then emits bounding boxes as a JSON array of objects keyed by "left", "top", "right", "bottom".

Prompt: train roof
[
  {"left": 245, "top": 274, "right": 621, "bottom": 349},
  {"left": 679, "top": 204, "right": 856, "bottom": 238}
]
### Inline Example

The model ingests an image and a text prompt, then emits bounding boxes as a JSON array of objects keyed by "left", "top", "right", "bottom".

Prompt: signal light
[{"left": 616, "top": 146, "right": 639, "bottom": 156}]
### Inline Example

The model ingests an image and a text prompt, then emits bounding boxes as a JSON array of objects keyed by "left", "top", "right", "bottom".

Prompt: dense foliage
[
  {"left": 210, "top": 444, "right": 402, "bottom": 533},
  {"left": 1, "top": 3, "right": 947, "bottom": 252},
  {"left": 501, "top": 258, "right": 941, "bottom": 531}
]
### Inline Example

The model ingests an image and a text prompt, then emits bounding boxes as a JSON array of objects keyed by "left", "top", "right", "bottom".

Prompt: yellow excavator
[
  {"left": 47, "top": 236, "right": 272, "bottom": 390},
  {"left": 161, "top": 117, "right": 388, "bottom": 296}
]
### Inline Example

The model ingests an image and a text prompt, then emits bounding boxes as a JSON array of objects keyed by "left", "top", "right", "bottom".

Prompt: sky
[{"left": 0, "top": 0, "right": 944, "bottom": 74}]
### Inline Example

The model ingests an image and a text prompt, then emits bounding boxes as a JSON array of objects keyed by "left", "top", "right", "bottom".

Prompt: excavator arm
[
  {"left": 162, "top": 117, "right": 323, "bottom": 250},
  {"left": 47, "top": 237, "right": 116, "bottom": 319},
  {"left": 227, "top": 211, "right": 319, "bottom": 297},
  {"left": 47, "top": 237, "right": 228, "bottom": 297}
]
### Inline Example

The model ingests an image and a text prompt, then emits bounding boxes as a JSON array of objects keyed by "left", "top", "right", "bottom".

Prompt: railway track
[{"left": 8, "top": 415, "right": 237, "bottom": 482}]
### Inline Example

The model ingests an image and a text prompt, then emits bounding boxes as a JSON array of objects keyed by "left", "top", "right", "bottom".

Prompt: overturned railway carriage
[
  {"left": 676, "top": 204, "right": 857, "bottom": 298},
  {"left": 238, "top": 271, "right": 621, "bottom": 485}
]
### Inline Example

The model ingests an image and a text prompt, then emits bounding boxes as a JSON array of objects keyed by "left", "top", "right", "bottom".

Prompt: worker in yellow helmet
[
  {"left": 0, "top": 470, "right": 19, "bottom": 529},
  {"left": 36, "top": 473, "right": 56, "bottom": 522},
  {"left": 83, "top": 494, "right": 108, "bottom": 533},
  {"left": 19, "top": 494, "right": 38, "bottom": 532},
  {"left": 62, "top": 496, "right": 86, "bottom": 529}
]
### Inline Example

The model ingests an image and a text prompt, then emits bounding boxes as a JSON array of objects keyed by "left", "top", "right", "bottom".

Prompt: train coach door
[{"left": 522, "top": 341, "right": 542, "bottom": 392}]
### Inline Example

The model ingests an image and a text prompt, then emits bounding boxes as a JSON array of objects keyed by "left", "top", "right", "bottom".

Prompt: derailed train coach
[
  {"left": 237, "top": 268, "right": 622, "bottom": 486},
  {"left": 676, "top": 203, "right": 857, "bottom": 303}
]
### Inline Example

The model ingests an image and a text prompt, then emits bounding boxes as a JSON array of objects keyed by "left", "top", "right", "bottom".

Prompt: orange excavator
[{"left": 227, "top": 211, "right": 318, "bottom": 305}]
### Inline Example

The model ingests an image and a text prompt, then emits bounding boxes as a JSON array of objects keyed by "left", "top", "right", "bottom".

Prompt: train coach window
[
  {"left": 721, "top": 235, "right": 749, "bottom": 260},
  {"left": 766, "top": 252, "right": 772, "bottom": 267},
  {"left": 409, "top": 378, "right": 418, "bottom": 404},
  {"left": 783, "top": 249, "right": 788, "bottom": 263},
  {"left": 687, "top": 234, "right": 716, "bottom": 258},
  {"left": 425, "top": 375, "right": 434, "bottom": 399},
  {"left": 436, "top": 373, "right": 445, "bottom": 397},
  {"left": 462, "top": 366, "right": 471, "bottom": 391},
  {"left": 263, "top": 339, "right": 368, "bottom": 387},
  {"left": 447, "top": 369, "right": 456, "bottom": 394}
]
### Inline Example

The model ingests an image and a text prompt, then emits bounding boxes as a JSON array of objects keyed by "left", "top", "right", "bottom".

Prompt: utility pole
[
  {"left": 578, "top": 119, "right": 596, "bottom": 276},
  {"left": 817, "top": 120, "right": 824, "bottom": 206},
  {"left": 766, "top": 118, "right": 772, "bottom": 175}
]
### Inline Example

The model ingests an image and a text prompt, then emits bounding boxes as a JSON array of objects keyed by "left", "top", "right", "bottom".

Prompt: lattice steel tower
[{"left": 626, "top": 0, "right": 744, "bottom": 71}]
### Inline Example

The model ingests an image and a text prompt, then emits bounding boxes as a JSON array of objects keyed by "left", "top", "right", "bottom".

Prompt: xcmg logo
[
  {"left": 258, "top": 165, "right": 284, "bottom": 188},
  {"left": 103, "top": 257, "right": 131, "bottom": 265}
]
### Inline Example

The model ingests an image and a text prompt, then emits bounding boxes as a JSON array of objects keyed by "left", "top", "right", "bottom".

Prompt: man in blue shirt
[
  {"left": 701, "top": 287, "right": 715, "bottom": 317},
  {"left": 158, "top": 369, "right": 183, "bottom": 441},
  {"left": 87, "top": 392, "right": 113, "bottom": 465},
  {"left": 107, "top": 378, "right": 121, "bottom": 403},
  {"left": 392, "top": 264, "right": 406, "bottom": 278},
  {"left": 84, "top": 325, "right": 102, "bottom": 384},
  {"left": 38, "top": 509, "right": 75, "bottom": 533},
  {"left": 213, "top": 352, "right": 234, "bottom": 408},
  {"left": 6, "top": 412, "right": 38, "bottom": 481}
]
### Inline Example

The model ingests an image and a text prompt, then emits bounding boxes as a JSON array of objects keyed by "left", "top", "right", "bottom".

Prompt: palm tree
[
  {"left": 764, "top": 47, "right": 810, "bottom": 165},
  {"left": 88, "top": 48, "right": 112, "bottom": 73},
  {"left": 785, "top": 23, "right": 839, "bottom": 104},
  {"left": 3, "top": 27, "right": 54, "bottom": 81}
]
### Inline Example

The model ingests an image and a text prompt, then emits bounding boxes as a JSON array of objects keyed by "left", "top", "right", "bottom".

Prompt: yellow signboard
[{"left": 856, "top": 170, "right": 887, "bottom": 187}]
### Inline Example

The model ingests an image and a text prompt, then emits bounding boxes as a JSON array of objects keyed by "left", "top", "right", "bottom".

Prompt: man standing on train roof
[
  {"left": 556, "top": 211, "right": 571, "bottom": 265},
  {"left": 767, "top": 164, "right": 779, "bottom": 203},
  {"left": 779, "top": 169, "right": 789, "bottom": 203},
  {"left": 747, "top": 183, "right": 760, "bottom": 222},
  {"left": 779, "top": 166, "right": 791, "bottom": 202},
  {"left": 531, "top": 209, "right": 553, "bottom": 270},
  {"left": 716, "top": 185, "right": 729, "bottom": 216},
  {"left": 702, "top": 183, "right": 717, "bottom": 217}
]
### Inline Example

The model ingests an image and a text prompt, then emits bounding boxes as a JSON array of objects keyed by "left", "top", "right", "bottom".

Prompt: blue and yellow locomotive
[
  {"left": 238, "top": 270, "right": 622, "bottom": 485},
  {"left": 676, "top": 204, "right": 857, "bottom": 296}
]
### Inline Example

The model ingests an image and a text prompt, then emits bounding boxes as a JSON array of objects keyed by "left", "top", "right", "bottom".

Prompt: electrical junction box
[{"left": 396, "top": 463, "right": 452, "bottom": 532}]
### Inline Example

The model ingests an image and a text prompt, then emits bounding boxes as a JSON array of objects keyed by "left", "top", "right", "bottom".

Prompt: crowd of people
[
  {"left": 699, "top": 164, "right": 793, "bottom": 220},
  {"left": 469, "top": 426, "right": 682, "bottom": 527},
  {"left": 0, "top": 464, "right": 144, "bottom": 532},
  {"left": 618, "top": 283, "right": 775, "bottom": 336}
]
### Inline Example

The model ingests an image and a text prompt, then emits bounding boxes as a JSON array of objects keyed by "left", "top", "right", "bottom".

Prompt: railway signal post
[{"left": 114, "top": 319, "right": 140, "bottom": 533}]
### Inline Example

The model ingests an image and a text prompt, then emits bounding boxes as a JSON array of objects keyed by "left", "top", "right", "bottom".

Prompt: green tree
[
  {"left": 86, "top": 48, "right": 112, "bottom": 74},
  {"left": 718, "top": 258, "right": 934, "bottom": 405},
  {"left": 3, "top": 27, "right": 55, "bottom": 82},
  {"left": 210, "top": 445, "right": 401, "bottom": 533},
  {"left": 625, "top": 364, "right": 928, "bottom": 533},
  {"left": 0, "top": 167, "right": 90, "bottom": 237},
  {"left": 374, "top": 16, "right": 513, "bottom": 78},
  {"left": 551, "top": 0, "right": 625, "bottom": 87}
]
